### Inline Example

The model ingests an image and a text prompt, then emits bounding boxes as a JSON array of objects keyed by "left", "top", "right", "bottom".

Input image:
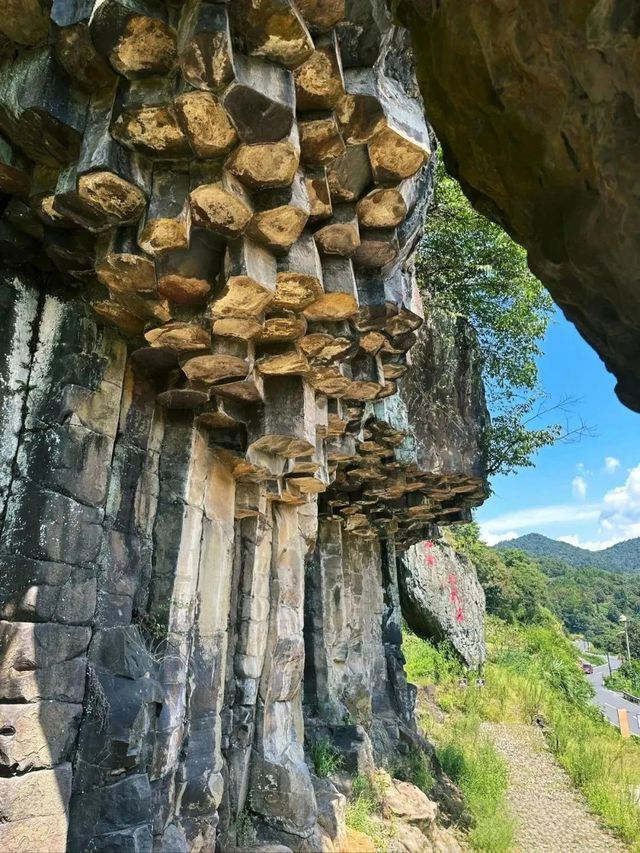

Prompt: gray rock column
[{"left": 250, "top": 503, "right": 317, "bottom": 839}]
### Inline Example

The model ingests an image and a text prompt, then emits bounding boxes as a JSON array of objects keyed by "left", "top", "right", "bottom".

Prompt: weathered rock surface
[
  {"left": 0, "top": 2, "right": 489, "bottom": 850},
  {"left": 399, "top": 541, "right": 486, "bottom": 668},
  {"left": 400, "top": 0, "right": 640, "bottom": 412}
]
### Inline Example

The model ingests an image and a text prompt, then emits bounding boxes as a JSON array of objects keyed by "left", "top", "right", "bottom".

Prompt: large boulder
[
  {"left": 400, "top": 0, "right": 640, "bottom": 412},
  {"left": 399, "top": 540, "right": 486, "bottom": 668}
]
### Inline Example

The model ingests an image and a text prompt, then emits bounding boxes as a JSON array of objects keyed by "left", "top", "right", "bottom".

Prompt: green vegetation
[
  {"left": 403, "top": 631, "right": 464, "bottom": 685},
  {"left": 417, "top": 155, "right": 568, "bottom": 477},
  {"left": 387, "top": 747, "right": 434, "bottom": 795},
  {"left": 453, "top": 523, "right": 640, "bottom": 653},
  {"left": 345, "top": 773, "right": 391, "bottom": 852},
  {"left": 438, "top": 721, "right": 514, "bottom": 853},
  {"left": 405, "top": 618, "right": 640, "bottom": 850},
  {"left": 605, "top": 660, "right": 640, "bottom": 697},
  {"left": 494, "top": 532, "right": 640, "bottom": 574},
  {"left": 309, "top": 737, "right": 344, "bottom": 778},
  {"left": 450, "top": 523, "right": 549, "bottom": 625}
]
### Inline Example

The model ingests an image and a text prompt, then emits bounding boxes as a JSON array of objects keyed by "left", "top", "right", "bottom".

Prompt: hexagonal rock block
[
  {"left": 303, "top": 256, "right": 358, "bottom": 321},
  {"left": 137, "top": 166, "right": 190, "bottom": 256},
  {"left": 249, "top": 172, "right": 311, "bottom": 252},
  {"left": 89, "top": 0, "right": 177, "bottom": 79},
  {"left": 274, "top": 231, "right": 324, "bottom": 311},
  {"left": 174, "top": 89, "right": 238, "bottom": 159},
  {"left": 247, "top": 376, "right": 316, "bottom": 457},
  {"left": 223, "top": 55, "right": 295, "bottom": 144},
  {"left": 178, "top": 0, "right": 235, "bottom": 93},
  {"left": 214, "top": 237, "right": 277, "bottom": 318},
  {"left": 231, "top": 0, "right": 315, "bottom": 69},
  {"left": 189, "top": 163, "right": 253, "bottom": 239},
  {"left": 294, "top": 35, "right": 345, "bottom": 111},
  {"left": 227, "top": 125, "right": 301, "bottom": 190}
]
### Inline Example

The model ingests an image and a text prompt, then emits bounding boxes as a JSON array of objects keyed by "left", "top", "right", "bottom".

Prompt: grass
[
  {"left": 387, "top": 747, "right": 434, "bottom": 794},
  {"left": 438, "top": 719, "right": 514, "bottom": 853},
  {"left": 404, "top": 615, "right": 640, "bottom": 851},
  {"left": 345, "top": 772, "right": 392, "bottom": 852},
  {"left": 605, "top": 659, "right": 640, "bottom": 697},
  {"left": 310, "top": 737, "right": 345, "bottom": 778},
  {"left": 581, "top": 651, "right": 607, "bottom": 666}
]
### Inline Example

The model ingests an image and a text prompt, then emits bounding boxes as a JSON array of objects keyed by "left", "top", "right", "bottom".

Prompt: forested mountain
[
  {"left": 494, "top": 533, "right": 640, "bottom": 573},
  {"left": 452, "top": 525, "right": 640, "bottom": 652}
]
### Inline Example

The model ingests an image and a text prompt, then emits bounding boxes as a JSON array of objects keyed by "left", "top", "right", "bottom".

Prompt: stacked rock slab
[{"left": 0, "top": 2, "right": 488, "bottom": 852}]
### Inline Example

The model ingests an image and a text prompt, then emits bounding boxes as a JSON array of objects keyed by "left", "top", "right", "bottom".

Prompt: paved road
[{"left": 577, "top": 645, "right": 640, "bottom": 735}]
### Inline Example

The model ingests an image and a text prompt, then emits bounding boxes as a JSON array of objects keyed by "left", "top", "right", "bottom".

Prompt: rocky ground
[
  {"left": 482, "top": 722, "right": 628, "bottom": 853},
  {"left": 339, "top": 769, "right": 463, "bottom": 853}
]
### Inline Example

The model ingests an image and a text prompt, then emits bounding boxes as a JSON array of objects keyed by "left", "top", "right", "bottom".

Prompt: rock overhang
[
  {"left": 398, "top": 0, "right": 640, "bottom": 413},
  {"left": 0, "top": 0, "right": 489, "bottom": 545}
]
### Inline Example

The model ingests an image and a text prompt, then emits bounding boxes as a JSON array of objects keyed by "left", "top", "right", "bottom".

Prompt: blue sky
[{"left": 476, "top": 308, "right": 640, "bottom": 549}]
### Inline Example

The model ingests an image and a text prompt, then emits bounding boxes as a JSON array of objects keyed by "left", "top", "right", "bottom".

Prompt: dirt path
[{"left": 481, "top": 721, "right": 628, "bottom": 853}]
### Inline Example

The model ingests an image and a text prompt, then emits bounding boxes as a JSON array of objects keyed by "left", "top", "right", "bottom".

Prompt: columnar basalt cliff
[
  {"left": 398, "top": 0, "right": 640, "bottom": 412},
  {"left": 0, "top": 2, "right": 488, "bottom": 851}
]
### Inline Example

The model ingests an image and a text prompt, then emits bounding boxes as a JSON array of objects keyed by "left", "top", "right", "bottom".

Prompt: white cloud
[
  {"left": 480, "top": 503, "right": 601, "bottom": 539},
  {"left": 604, "top": 456, "right": 620, "bottom": 474},
  {"left": 481, "top": 530, "right": 519, "bottom": 547},
  {"left": 598, "top": 463, "right": 640, "bottom": 542},
  {"left": 572, "top": 475, "right": 588, "bottom": 500},
  {"left": 479, "top": 464, "right": 640, "bottom": 552}
]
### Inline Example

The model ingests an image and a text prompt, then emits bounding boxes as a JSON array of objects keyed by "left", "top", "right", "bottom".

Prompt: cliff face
[
  {"left": 399, "top": 0, "right": 640, "bottom": 412},
  {"left": 0, "top": 2, "right": 488, "bottom": 851}
]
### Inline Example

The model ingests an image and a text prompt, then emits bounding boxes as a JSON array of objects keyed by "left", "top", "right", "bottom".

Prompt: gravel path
[{"left": 482, "top": 721, "right": 628, "bottom": 853}]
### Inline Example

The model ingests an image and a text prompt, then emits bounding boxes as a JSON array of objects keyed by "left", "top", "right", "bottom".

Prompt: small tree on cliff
[{"left": 417, "top": 155, "right": 587, "bottom": 477}]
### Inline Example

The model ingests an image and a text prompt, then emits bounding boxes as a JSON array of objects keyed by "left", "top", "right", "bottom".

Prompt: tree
[
  {"left": 417, "top": 155, "right": 588, "bottom": 477},
  {"left": 449, "top": 525, "right": 548, "bottom": 624}
]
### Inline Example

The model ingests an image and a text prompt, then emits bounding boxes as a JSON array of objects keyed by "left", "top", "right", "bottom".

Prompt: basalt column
[{"left": 0, "top": 2, "right": 489, "bottom": 851}]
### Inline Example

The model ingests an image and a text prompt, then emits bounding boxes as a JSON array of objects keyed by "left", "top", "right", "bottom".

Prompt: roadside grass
[
  {"left": 436, "top": 713, "right": 514, "bottom": 852},
  {"left": 405, "top": 615, "right": 640, "bottom": 851},
  {"left": 605, "top": 659, "right": 640, "bottom": 696},
  {"left": 581, "top": 651, "right": 607, "bottom": 666}
]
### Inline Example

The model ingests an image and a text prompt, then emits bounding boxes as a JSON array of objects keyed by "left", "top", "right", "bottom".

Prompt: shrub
[
  {"left": 310, "top": 738, "right": 344, "bottom": 778},
  {"left": 605, "top": 660, "right": 640, "bottom": 696}
]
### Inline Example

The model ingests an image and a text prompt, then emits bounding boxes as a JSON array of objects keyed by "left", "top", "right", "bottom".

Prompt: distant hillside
[{"left": 494, "top": 532, "right": 640, "bottom": 573}]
